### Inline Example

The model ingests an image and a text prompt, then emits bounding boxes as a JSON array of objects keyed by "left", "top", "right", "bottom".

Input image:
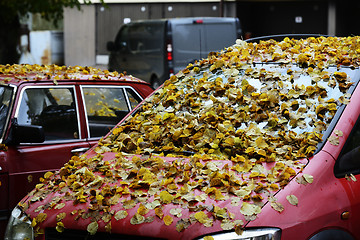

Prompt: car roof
[{"left": 0, "top": 64, "right": 149, "bottom": 87}]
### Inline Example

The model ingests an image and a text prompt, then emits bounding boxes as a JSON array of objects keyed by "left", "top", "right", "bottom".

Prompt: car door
[
  {"left": 7, "top": 85, "right": 91, "bottom": 209},
  {"left": 81, "top": 85, "right": 144, "bottom": 147}
]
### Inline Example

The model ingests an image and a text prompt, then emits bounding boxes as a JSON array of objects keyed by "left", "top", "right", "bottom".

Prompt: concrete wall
[
  {"left": 64, "top": 5, "right": 96, "bottom": 66},
  {"left": 64, "top": 2, "right": 236, "bottom": 66}
]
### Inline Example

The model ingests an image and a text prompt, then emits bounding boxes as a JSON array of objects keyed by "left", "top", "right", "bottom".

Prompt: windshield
[
  {"left": 102, "top": 37, "right": 359, "bottom": 163},
  {"left": 0, "top": 86, "right": 13, "bottom": 139},
  {"left": 104, "top": 63, "right": 356, "bottom": 161}
]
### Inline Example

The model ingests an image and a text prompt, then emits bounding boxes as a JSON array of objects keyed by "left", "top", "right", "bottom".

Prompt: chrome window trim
[
  {"left": 0, "top": 84, "right": 17, "bottom": 144},
  {"left": 80, "top": 85, "right": 143, "bottom": 139},
  {"left": 13, "top": 85, "right": 82, "bottom": 143}
]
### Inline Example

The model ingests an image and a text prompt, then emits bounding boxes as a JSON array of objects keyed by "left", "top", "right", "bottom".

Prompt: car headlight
[
  {"left": 4, "top": 206, "right": 34, "bottom": 240},
  {"left": 197, "top": 228, "right": 281, "bottom": 240}
]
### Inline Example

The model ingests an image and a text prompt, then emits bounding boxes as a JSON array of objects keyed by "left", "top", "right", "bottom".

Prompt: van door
[
  {"left": 171, "top": 20, "right": 205, "bottom": 74},
  {"left": 171, "top": 18, "right": 239, "bottom": 74},
  {"left": 110, "top": 22, "right": 164, "bottom": 84},
  {"left": 203, "top": 20, "right": 238, "bottom": 53}
]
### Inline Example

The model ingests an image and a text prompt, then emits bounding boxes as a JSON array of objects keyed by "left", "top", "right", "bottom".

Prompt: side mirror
[
  {"left": 107, "top": 41, "right": 118, "bottom": 51},
  {"left": 12, "top": 124, "right": 45, "bottom": 144}
]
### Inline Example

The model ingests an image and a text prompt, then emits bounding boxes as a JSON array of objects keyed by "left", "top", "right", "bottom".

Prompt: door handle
[{"left": 71, "top": 147, "right": 89, "bottom": 154}]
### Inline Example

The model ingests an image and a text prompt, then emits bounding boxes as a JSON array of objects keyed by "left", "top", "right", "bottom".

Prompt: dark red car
[
  {"left": 0, "top": 64, "right": 153, "bottom": 236},
  {"left": 5, "top": 37, "right": 360, "bottom": 240}
]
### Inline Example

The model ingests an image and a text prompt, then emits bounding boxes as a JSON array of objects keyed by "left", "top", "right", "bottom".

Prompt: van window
[
  {"left": 204, "top": 23, "right": 237, "bottom": 51},
  {"left": 82, "top": 87, "right": 142, "bottom": 138},
  {"left": 17, "top": 87, "right": 78, "bottom": 141},
  {"left": 115, "top": 25, "right": 129, "bottom": 49},
  {"left": 0, "top": 86, "right": 13, "bottom": 138},
  {"left": 117, "top": 23, "right": 163, "bottom": 53}
]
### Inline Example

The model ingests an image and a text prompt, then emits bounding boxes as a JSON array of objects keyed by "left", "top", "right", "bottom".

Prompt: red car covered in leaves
[
  {"left": 0, "top": 64, "right": 153, "bottom": 237},
  {"left": 5, "top": 36, "right": 360, "bottom": 240}
]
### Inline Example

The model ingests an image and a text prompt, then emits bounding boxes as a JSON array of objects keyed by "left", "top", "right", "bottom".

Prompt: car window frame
[
  {"left": 0, "top": 84, "right": 16, "bottom": 144},
  {"left": 13, "top": 85, "right": 82, "bottom": 144},
  {"left": 80, "top": 85, "right": 144, "bottom": 140}
]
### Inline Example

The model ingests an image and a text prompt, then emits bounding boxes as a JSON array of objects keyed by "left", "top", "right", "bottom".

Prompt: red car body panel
[{"left": 0, "top": 67, "right": 153, "bottom": 236}]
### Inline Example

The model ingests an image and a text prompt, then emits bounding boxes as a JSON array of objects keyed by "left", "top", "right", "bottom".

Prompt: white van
[{"left": 107, "top": 17, "right": 242, "bottom": 88}]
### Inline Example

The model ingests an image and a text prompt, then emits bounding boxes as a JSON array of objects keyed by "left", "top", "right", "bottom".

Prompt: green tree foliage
[{"left": 0, "top": 0, "right": 104, "bottom": 64}]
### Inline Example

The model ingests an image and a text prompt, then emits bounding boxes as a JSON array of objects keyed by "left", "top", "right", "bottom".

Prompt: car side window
[
  {"left": 126, "top": 88, "right": 142, "bottom": 109},
  {"left": 115, "top": 25, "right": 129, "bottom": 49},
  {"left": 17, "top": 87, "right": 79, "bottom": 141},
  {"left": 82, "top": 87, "right": 141, "bottom": 138},
  {"left": 335, "top": 115, "right": 360, "bottom": 177}
]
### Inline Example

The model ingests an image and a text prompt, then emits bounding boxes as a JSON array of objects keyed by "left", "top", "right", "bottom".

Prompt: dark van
[{"left": 107, "top": 17, "right": 242, "bottom": 89}]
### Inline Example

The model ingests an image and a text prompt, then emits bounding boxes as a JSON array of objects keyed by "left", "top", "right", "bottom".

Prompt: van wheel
[{"left": 151, "top": 77, "right": 162, "bottom": 89}]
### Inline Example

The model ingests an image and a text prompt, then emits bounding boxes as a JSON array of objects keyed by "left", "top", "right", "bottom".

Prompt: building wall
[
  {"left": 63, "top": 0, "right": 357, "bottom": 67},
  {"left": 237, "top": 0, "right": 329, "bottom": 38},
  {"left": 96, "top": 2, "right": 237, "bottom": 58},
  {"left": 64, "top": 5, "right": 96, "bottom": 66}
]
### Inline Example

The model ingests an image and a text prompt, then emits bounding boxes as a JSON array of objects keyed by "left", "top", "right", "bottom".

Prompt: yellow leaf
[
  {"left": 137, "top": 204, "right": 149, "bottom": 216},
  {"left": 303, "top": 174, "right": 314, "bottom": 184},
  {"left": 286, "top": 195, "right": 298, "bottom": 206},
  {"left": 194, "top": 211, "right": 210, "bottom": 224},
  {"left": 114, "top": 210, "right": 128, "bottom": 220},
  {"left": 328, "top": 135, "right": 339, "bottom": 145},
  {"left": 87, "top": 221, "right": 98, "bottom": 235},
  {"left": 164, "top": 215, "right": 173, "bottom": 226},
  {"left": 56, "top": 222, "right": 65, "bottom": 233},
  {"left": 160, "top": 190, "right": 175, "bottom": 204},
  {"left": 204, "top": 236, "right": 215, "bottom": 240},
  {"left": 240, "top": 202, "right": 261, "bottom": 216},
  {"left": 270, "top": 201, "right": 284, "bottom": 212},
  {"left": 130, "top": 213, "right": 145, "bottom": 225}
]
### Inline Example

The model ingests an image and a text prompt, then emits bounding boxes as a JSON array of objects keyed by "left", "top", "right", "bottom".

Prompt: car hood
[{"left": 19, "top": 147, "right": 307, "bottom": 238}]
